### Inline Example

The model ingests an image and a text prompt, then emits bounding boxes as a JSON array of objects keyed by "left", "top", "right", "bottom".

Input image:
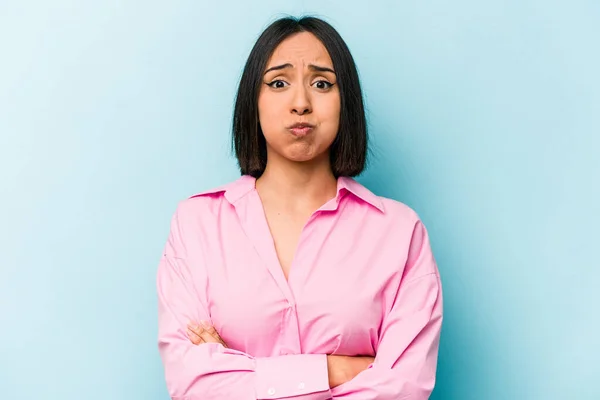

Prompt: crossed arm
[
  {"left": 158, "top": 215, "right": 442, "bottom": 399},
  {"left": 185, "top": 321, "right": 374, "bottom": 390}
]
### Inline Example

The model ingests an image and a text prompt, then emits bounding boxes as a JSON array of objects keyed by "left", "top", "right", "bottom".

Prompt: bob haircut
[{"left": 232, "top": 16, "right": 368, "bottom": 178}]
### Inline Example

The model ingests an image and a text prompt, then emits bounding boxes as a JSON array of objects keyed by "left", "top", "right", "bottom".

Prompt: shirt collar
[
  {"left": 188, "top": 175, "right": 255, "bottom": 203},
  {"left": 337, "top": 176, "right": 385, "bottom": 213},
  {"left": 190, "top": 174, "right": 385, "bottom": 213}
]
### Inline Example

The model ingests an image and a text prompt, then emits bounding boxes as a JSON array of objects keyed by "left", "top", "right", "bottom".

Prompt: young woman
[{"left": 157, "top": 16, "right": 443, "bottom": 400}]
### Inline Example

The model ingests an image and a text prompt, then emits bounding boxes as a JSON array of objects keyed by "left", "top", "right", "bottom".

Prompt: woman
[{"left": 157, "top": 16, "right": 443, "bottom": 400}]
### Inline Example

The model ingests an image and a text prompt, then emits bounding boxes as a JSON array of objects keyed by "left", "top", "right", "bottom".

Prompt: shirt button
[
  {"left": 267, "top": 387, "right": 276, "bottom": 395},
  {"left": 298, "top": 382, "right": 305, "bottom": 390}
]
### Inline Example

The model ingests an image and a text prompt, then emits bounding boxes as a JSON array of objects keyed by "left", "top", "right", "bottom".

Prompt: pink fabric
[{"left": 157, "top": 175, "right": 443, "bottom": 399}]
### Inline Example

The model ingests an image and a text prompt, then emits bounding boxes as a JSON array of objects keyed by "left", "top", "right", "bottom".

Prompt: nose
[{"left": 290, "top": 85, "right": 312, "bottom": 115}]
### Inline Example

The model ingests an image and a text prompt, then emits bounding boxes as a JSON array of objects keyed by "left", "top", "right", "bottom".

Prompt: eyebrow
[{"left": 263, "top": 63, "right": 336, "bottom": 75}]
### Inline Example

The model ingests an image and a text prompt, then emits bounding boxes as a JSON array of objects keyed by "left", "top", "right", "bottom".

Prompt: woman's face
[{"left": 258, "top": 32, "right": 340, "bottom": 165}]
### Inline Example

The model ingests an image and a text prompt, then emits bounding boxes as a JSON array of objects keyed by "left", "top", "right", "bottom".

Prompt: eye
[
  {"left": 266, "top": 80, "right": 288, "bottom": 89},
  {"left": 313, "top": 80, "right": 334, "bottom": 90}
]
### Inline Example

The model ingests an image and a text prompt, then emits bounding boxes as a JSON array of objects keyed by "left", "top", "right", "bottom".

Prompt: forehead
[{"left": 267, "top": 32, "right": 333, "bottom": 67}]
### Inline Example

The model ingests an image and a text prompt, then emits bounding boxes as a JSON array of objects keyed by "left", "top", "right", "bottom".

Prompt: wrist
[{"left": 326, "top": 355, "right": 348, "bottom": 388}]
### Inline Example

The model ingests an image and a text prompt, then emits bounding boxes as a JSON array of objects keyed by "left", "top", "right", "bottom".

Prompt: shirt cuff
[{"left": 255, "top": 354, "right": 331, "bottom": 399}]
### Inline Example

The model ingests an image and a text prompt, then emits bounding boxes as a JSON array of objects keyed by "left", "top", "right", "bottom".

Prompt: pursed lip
[
  {"left": 287, "top": 122, "right": 315, "bottom": 129},
  {"left": 287, "top": 122, "right": 315, "bottom": 136}
]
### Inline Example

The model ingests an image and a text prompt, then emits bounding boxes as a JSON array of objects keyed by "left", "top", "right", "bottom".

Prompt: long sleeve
[
  {"left": 330, "top": 220, "right": 443, "bottom": 400},
  {"left": 156, "top": 206, "right": 332, "bottom": 400}
]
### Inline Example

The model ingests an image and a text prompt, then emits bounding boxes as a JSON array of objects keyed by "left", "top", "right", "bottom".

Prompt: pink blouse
[{"left": 157, "top": 175, "right": 443, "bottom": 399}]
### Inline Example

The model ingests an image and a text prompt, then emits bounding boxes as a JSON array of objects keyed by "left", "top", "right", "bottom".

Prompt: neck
[{"left": 255, "top": 153, "right": 338, "bottom": 212}]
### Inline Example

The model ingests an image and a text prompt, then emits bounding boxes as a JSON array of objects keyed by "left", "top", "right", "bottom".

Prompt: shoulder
[
  {"left": 341, "top": 177, "right": 418, "bottom": 221},
  {"left": 379, "top": 196, "right": 422, "bottom": 226},
  {"left": 366, "top": 191, "right": 432, "bottom": 247},
  {"left": 368, "top": 196, "right": 430, "bottom": 245},
  {"left": 340, "top": 176, "right": 425, "bottom": 231},
  {"left": 176, "top": 175, "right": 255, "bottom": 213}
]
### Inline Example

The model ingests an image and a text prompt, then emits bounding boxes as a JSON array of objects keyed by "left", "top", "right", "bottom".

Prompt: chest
[
  {"left": 199, "top": 211, "right": 406, "bottom": 356},
  {"left": 262, "top": 208, "right": 310, "bottom": 280}
]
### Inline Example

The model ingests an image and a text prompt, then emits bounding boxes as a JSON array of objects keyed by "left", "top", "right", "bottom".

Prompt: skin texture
[
  {"left": 258, "top": 31, "right": 340, "bottom": 165},
  {"left": 255, "top": 32, "right": 342, "bottom": 280}
]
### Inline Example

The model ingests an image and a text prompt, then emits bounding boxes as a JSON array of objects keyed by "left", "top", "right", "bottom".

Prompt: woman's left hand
[{"left": 187, "top": 321, "right": 228, "bottom": 348}]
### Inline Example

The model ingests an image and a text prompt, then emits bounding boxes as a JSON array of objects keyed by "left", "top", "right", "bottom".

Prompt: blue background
[{"left": 1, "top": 1, "right": 598, "bottom": 399}]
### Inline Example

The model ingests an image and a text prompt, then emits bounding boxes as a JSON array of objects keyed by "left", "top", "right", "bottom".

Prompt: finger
[
  {"left": 195, "top": 321, "right": 220, "bottom": 344},
  {"left": 187, "top": 323, "right": 204, "bottom": 337},
  {"left": 186, "top": 326, "right": 204, "bottom": 345},
  {"left": 199, "top": 321, "right": 227, "bottom": 347},
  {"left": 188, "top": 321, "right": 220, "bottom": 345},
  {"left": 187, "top": 323, "right": 205, "bottom": 340},
  {"left": 203, "top": 323, "right": 227, "bottom": 347},
  {"left": 201, "top": 321, "right": 221, "bottom": 339},
  {"left": 213, "top": 331, "right": 228, "bottom": 348},
  {"left": 199, "top": 329, "right": 221, "bottom": 344}
]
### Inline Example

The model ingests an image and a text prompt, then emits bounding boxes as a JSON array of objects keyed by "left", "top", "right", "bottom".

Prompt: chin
[
  {"left": 268, "top": 142, "right": 330, "bottom": 164},
  {"left": 284, "top": 148, "right": 329, "bottom": 164},
  {"left": 285, "top": 154, "right": 317, "bottom": 163}
]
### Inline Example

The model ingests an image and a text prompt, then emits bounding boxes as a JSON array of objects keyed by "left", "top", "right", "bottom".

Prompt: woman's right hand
[
  {"left": 187, "top": 323, "right": 371, "bottom": 388},
  {"left": 326, "top": 355, "right": 375, "bottom": 388},
  {"left": 187, "top": 321, "right": 228, "bottom": 348}
]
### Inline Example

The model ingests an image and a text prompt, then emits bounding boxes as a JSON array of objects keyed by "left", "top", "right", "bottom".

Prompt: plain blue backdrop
[{"left": 1, "top": 1, "right": 598, "bottom": 399}]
